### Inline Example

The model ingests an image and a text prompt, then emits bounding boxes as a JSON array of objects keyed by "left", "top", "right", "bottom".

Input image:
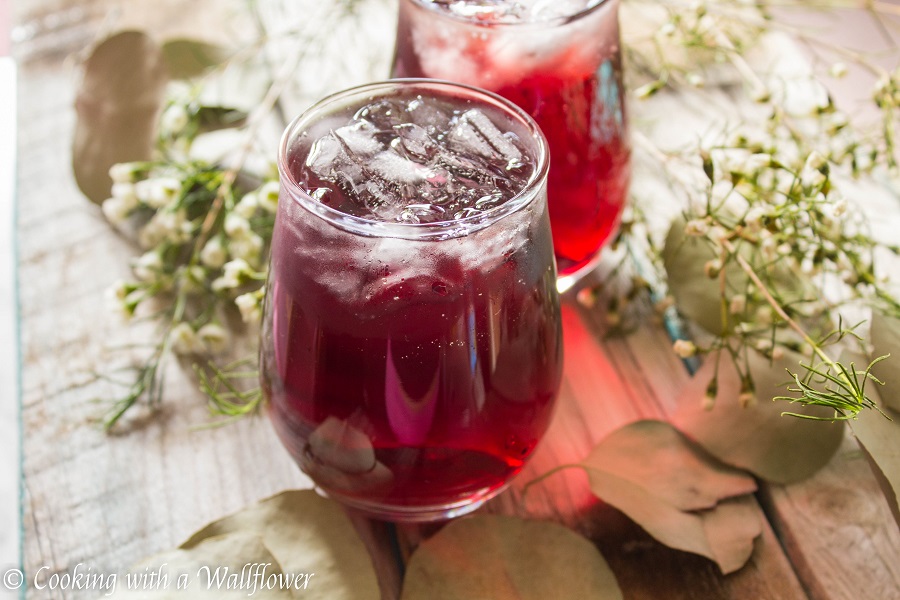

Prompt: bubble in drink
[{"left": 300, "top": 95, "right": 533, "bottom": 225}]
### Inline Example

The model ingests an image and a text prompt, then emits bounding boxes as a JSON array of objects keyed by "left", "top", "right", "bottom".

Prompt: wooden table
[{"left": 11, "top": 1, "right": 900, "bottom": 598}]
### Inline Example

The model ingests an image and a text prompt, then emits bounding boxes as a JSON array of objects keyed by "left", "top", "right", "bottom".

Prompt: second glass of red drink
[
  {"left": 260, "top": 80, "right": 563, "bottom": 522},
  {"left": 392, "top": 0, "right": 631, "bottom": 290}
]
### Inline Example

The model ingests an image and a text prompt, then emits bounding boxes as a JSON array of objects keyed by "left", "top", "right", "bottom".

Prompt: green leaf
[
  {"left": 672, "top": 349, "right": 845, "bottom": 483},
  {"left": 182, "top": 490, "right": 379, "bottom": 600},
  {"left": 73, "top": 31, "right": 169, "bottom": 203},
  {"left": 870, "top": 311, "right": 900, "bottom": 412},
  {"left": 401, "top": 515, "right": 623, "bottom": 600},
  {"left": 162, "top": 39, "right": 232, "bottom": 79},
  {"left": 580, "top": 420, "right": 761, "bottom": 574},
  {"left": 102, "top": 533, "right": 294, "bottom": 598},
  {"left": 195, "top": 105, "right": 249, "bottom": 133}
]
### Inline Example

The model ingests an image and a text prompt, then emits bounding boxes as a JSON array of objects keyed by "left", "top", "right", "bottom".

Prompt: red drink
[
  {"left": 261, "top": 81, "right": 563, "bottom": 521},
  {"left": 392, "top": 0, "right": 631, "bottom": 282}
]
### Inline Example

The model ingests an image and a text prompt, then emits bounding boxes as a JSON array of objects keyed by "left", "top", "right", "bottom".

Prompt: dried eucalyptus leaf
[
  {"left": 401, "top": 515, "right": 622, "bottom": 600},
  {"left": 870, "top": 311, "right": 900, "bottom": 412},
  {"left": 848, "top": 395, "right": 900, "bottom": 528},
  {"left": 661, "top": 216, "right": 816, "bottom": 338},
  {"left": 700, "top": 496, "right": 764, "bottom": 574},
  {"left": 73, "top": 31, "right": 169, "bottom": 203},
  {"left": 103, "top": 533, "right": 293, "bottom": 598},
  {"left": 182, "top": 490, "right": 379, "bottom": 600},
  {"left": 662, "top": 216, "right": 742, "bottom": 336},
  {"left": 583, "top": 420, "right": 756, "bottom": 510},
  {"left": 581, "top": 420, "right": 760, "bottom": 574},
  {"left": 672, "top": 349, "right": 845, "bottom": 483},
  {"left": 162, "top": 39, "right": 232, "bottom": 79}
]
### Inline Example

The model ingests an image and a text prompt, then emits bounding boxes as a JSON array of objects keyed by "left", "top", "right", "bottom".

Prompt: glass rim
[
  {"left": 277, "top": 78, "right": 550, "bottom": 240},
  {"left": 404, "top": 0, "right": 614, "bottom": 27}
]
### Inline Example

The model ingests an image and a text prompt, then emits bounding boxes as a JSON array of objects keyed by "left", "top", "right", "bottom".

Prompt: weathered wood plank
[{"left": 759, "top": 435, "right": 900, "bottom": 600}]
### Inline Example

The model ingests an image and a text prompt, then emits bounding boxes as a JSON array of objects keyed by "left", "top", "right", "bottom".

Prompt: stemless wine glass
[
  {"left": 260, "top": 80, "right": 563, "bottom": 522},
  {"left": 392, "top": 0, "right": 631, "bottom": 290}
]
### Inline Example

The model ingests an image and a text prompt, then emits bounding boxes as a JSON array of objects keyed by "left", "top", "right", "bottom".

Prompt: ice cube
[
  {"left": 369, "top": 150, "right": 430, "bottom": 184},
  {"left": 354, "top": 99, "right": 406, "bottom": 131},
  {"left": 300, "top": 94, "right": 533, "bottom": 224},
  {"left": 393, "top": 123, "right": 437, "bottom": 159},
  {"left": 427, "top": 0, "right": 529, "bottom": 23},
  {"left": 333, "top": 121, "right": 383, "bottom": 156},
  {"left": 448, "top": 109, "right": 524, "bottom": 171}
]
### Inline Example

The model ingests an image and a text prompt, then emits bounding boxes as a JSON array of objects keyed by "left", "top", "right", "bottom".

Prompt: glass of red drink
[
  {"left": 392, "top": 0, "right": 631, "bottom": 289},
  {"left": 260, "top": 80, "right": 563, "bottom": 522}
]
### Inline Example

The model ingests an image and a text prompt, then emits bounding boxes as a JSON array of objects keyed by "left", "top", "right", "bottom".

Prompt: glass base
[
  {"left": 556, "top": 248, "right": 604, "bottom": 294},
  {"left": 322, "top": 482, "right": 510, "bottom": 523}
]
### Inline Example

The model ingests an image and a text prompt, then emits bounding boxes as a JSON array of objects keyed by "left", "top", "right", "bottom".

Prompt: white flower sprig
[{"left": 100, "top": 147, "right": 277, "bottom": 428}]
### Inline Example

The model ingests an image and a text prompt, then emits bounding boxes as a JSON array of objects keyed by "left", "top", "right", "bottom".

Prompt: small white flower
[
  {"left": 874, "top": 74, "right": 891, "bottom": 98},
  {"left": 212, "top": 258, "right": 251, "bottom": 291},
  {"left": 229, "top": 231, "right": 264, "bottom": 264},
  {"left": 133, "top": 251, "right": 163, "bottom": 282},
  {"left": 109, "top": 163, "right": 138, "bottom": 184},
  {"left": 832, "top": 198, "right": 848, "bottom": 217},
  {"left": 138, "top": 209, "right": 190, "bottom": 248},
  {"left": 105, "top": 280, "right": 135, "bottom": 319},
  {"left": 704, "top": 258, "right": 722, "bottom": 278},
  {"left": 673, "top": 339, "right": 698, "bottom": 359},
  {"left": 854, "top": 148, "right": 874, "bottom": 172},
  {"left": 137, "top": 177, "right": 181, "bottom": 209},
  {"left": 744, "top": 206, "right": 768, "bottom": 233},
  {"left": 101, "top": 197, "right": 130, "bottom": 225},
  {"left": 201, "top": 237, "right": 228, "bottom": 269},
  {"left": 257, "top": 181, "right": 280, "bottom": 213},
  {"left": 161, "top": 104, "right": 190, "bottom": 136},
  {"left": 804, "top": 151, "right": 828, "bottom": 172},
  {"left": 755, "top": 305, "right": 774, "bottom": 326},
  {"left": 170, "top": 322, "right": 205, "bottom": 355},
  {"left": 687, "top": 72, "right": 705, "bottom": 88},
  {"left": 729, "top": 294, "right": 747, "bottom": 315},
  {"left": 684, "top": 218, "right": 709, "bottom": 237},
  {"left": 197, "top": 323, "right": 230, "bottom": 355},
  {"left": 800, "top": 168, "right": 826, "bottom": 190},
  {"left": 634, "top": 81, "right": 661, "bottom": 99},
  {"left": 826, "top": 112, "right": 849, "bottom": 135},
  {"left": 224, "top": 213, "right": 251, "bottom": 238},
  {"left": 659, "top": 22, "right": 676, "bottom": 37},
  {"left": 751, "top": 85, "right": 771, "bottom": 103},
  {"left": 829, "top": 62, "right": 848, "bottom": 79},
  {"left": 235, "top": 292, "right": 262, "bottom": 324},
  {"left": 234, "top": 193, "right": 259, "bottom": 219},
  {"left": 708, "top": 225, "right": 729, "bottom": 246},
  {"left": 111, "top": 182, "right": 139, "bottom": 211}
]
